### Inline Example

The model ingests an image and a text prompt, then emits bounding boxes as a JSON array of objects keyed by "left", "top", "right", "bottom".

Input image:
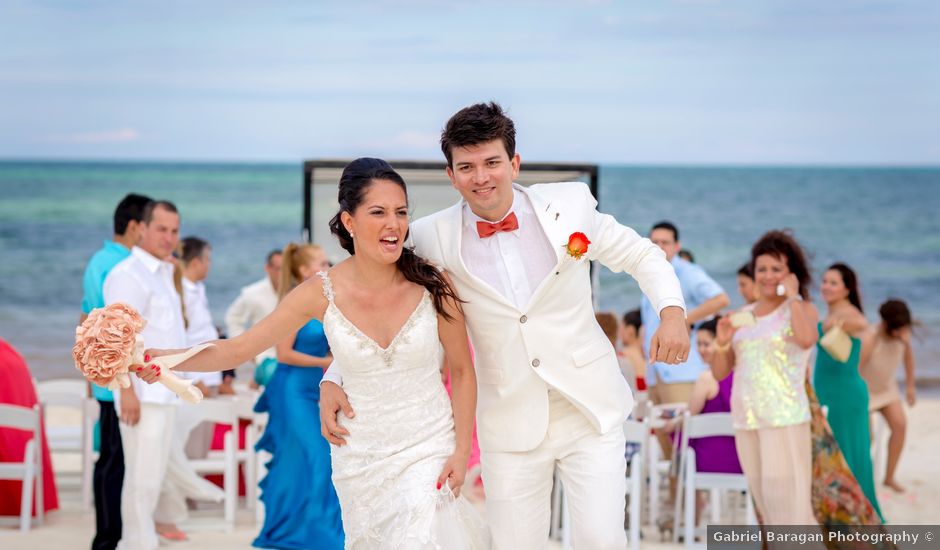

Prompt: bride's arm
[
  {"left": 141, "top": 277, "right": 328, "bottom": 373},
  {"left": 437, "top": 274, "right": 476, "bottom": 484}
]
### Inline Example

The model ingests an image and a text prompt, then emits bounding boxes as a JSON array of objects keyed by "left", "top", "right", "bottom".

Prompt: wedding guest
[
  {"left": 80, "top": 192, "right": 152, "bottom": 550},
  {"left": 814, "top": 263, "right": 883, "bottom": 521},
  {"left": 687, "top": 318, "right": 741, "bottom": 472},
  {"left": 618, "top": 309, "right": 647, "bottom": 392},
  {"left": 860, "top": 299, "right": 918, "bottom": 493},
  {"left": 178, "top": 237, "right": 222, "bottom": 458},
  {"left": 711, "top": 230, "right": 819, "bottom": 525},
  {"left": 596, "top": 312, "right": 635, "bottom": 395},
  {"left": 736, "top": 262, "right": 758, "bottom": 305},
  {"left": 225, "top": 249, "right": 282, "bottom": 386},
  {"left": 103, "top": 200, "right": 211, "bottom": 548},
  {"left": 683, "top": 318, "right": 742, "bottom": 524},
  {"left": 252, "top": 242, "right": 343, "bottom": 549},
  {"left": 642, "top": 221, "right": 729, "bottom": 404},
  {"left": 0, "top": 338, "right": 59, "bottom": 518},
  {"left": 180, "top": 237, "right": 222, "bottom": 394}
]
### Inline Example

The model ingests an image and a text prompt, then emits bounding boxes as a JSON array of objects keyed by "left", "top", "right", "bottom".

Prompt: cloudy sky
[{"left": 1, "top": 0, "right": 938, "bottom": 164}]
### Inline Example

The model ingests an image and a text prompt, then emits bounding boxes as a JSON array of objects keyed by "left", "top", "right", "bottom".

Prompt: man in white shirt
[
  {"left": 322, "top": 102, "right": 690, "bottom": 549},
  {"left": 104, "top": 201, "right": 186, "bottom": 549},
  {"left": 180, "top": 236, "right": 222, "bottom": 392},
  {"left": 224, "top": 249, "right": 282, "bottom": 384},
  {"left": 179, "top": 236, "right": 222, "bottom": 461}
]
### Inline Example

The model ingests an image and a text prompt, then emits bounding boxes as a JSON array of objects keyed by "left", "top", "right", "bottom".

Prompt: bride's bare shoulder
[{"left": 283, "top": 273, "right": 332, "bottom": 318}]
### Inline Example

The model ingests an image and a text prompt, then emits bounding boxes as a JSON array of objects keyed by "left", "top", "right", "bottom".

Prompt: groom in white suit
[{"left": 322, "top": 102, "right": 689, "bottom": 549}]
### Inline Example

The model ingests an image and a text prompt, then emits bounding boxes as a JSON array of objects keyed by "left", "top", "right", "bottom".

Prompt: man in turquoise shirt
[{"left": 80, "top": 193, "right": 152, "bottom": 550}]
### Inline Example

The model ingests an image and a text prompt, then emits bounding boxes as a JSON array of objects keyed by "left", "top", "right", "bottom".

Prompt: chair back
[
  {"left": 622, "top": 419, "right": 646, "bottom": 444},
  {"left": 677, "top": 411, "right": 733, "bottom": 460},
  {"left": 0, "top": 404, "right": 40, "bottom": 433},
  {"left": 235, "top": 391, "right": 260, "bottom": 420},
  {"left": 684, "top": 412, "right": 734, "bottom": 440},
  {"left": 648, "top": 401, "right": 688, "bottom": 429},
  {"left": 36, "top": 379, "right": 87, "bottom": 408},
  {"left": 195, "top": 397, "right": 238, "bottom": 427}
]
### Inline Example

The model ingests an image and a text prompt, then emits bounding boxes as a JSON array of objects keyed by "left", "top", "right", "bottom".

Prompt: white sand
[{"left": 3, "top": 398, "right": 937, "bottom": 548}]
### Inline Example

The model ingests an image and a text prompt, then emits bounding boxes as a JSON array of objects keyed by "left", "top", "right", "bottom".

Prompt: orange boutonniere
[{"left": 565, "top": 232, "right": 591, "bottom": 260}]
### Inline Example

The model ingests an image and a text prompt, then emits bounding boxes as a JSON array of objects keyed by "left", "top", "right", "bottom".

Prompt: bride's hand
[
  {"left": 133, "top": 348, "right": 185, "bottom": 384},
  {"left": 437, "top": 452, "right": 469, "bottom": 498}
]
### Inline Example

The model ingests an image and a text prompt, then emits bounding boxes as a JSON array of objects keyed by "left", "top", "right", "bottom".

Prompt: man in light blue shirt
[
  {"left": 80, "top": 193, "right": 152, "bottom": 550},
  {"left": 641, "top": 221, "right": 729, "bottom": 403}
]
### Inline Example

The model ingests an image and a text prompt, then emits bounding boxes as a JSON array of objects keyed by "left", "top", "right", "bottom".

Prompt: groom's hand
[
  {"left": 649, "top": 306, "right": 691, "bottom": 365},
  {"left": 320, "top": 381, "right": 354, "bottom": 446}
]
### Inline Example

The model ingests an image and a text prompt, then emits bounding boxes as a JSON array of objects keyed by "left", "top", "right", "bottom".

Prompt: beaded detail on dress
[
  {"left": 318, "top": 271, "right": 431, "bottom": 368},
  {"left": 731, "top": 300, "right": 812, "bottom": 430}
]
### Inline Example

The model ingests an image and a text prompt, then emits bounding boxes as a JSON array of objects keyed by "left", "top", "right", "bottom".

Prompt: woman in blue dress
[{"left": 253, "top": 243, "right": 344, "bottom": 549}]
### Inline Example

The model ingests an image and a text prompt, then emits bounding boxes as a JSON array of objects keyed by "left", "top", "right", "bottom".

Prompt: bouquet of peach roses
[{"left": 73, "top": 303, "right": 209, "bottom": 404}]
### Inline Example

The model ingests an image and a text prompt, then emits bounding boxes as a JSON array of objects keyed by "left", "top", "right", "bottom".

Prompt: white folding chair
[
  {"left": 251, "top": 411, "right": 270, "bottom": 524},
  {"left": 646, "top": 401, "right": 687, "bottom": 529},
  {"left": 674, "top": 412, "right": 755, "bottom": 547},
  {"left": 35, "top": 378, "right": 95, "bottom": 510},
  {"left": 623, "top": 419, "right": 646, "bottom": 550},
  {"left": 82, "top": 397, "right": 99, "bottom": 510},
  {"left": 0, "top": 404, "right": 43, "bottom": 531},
  {"left": 233, "top": 391, "right": 261, "bottom": 511},
  {"left": 632, "top": 391, "right": 650, "bottom": 421},
  {"left": 188, "top": 398, "right": 239, "bottom": 530}
]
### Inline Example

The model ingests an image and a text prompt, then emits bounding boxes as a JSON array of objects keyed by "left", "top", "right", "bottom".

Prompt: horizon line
[{"left": 1, "top": 157, "right": 939, "bottom": 170}]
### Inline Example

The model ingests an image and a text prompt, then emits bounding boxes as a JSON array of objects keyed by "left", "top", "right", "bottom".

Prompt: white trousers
[
  {"left": 481, "top": 391, "right": 627, "bottom": 550},
  {"left": 117, "top": 403, "right": 175, "bottom": 550}
]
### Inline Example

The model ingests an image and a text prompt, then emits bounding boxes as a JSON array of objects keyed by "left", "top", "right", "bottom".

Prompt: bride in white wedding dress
[{"left": 136, "top": 158, "right": 489, "bottom": 549}]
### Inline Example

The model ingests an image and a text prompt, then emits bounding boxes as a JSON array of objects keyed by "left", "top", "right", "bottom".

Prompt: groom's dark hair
[{"left": 440, "top": 101, "right": 516, "bottom": 168}]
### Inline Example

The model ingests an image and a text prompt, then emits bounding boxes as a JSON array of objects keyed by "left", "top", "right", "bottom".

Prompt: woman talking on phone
[{"left": 710, "top": 230, "right": 820, "bottom": 525}]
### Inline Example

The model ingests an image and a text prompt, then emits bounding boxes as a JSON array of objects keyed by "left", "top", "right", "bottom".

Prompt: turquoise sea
[{"left": 1, "top": 161, "right": 938, "bottom": 381}]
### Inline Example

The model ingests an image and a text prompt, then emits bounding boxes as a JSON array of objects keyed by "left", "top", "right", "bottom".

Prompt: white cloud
[
  {"left": 46, "top": 128, "right": 140, "bottom": 144},
  {"left": 354, "top": 130, "right": 439, "bottom": 153}
]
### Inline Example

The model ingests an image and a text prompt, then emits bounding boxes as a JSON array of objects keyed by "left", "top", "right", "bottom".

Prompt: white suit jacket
[{"left": 409, "top": 182, "right": 684, "bottom": 453}]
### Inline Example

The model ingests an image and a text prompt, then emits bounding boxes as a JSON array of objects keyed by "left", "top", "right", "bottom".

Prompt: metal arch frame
[
  {"left": 302, "top": 159, "right": 599, "bottom": 242},
  {"left": 302, "top": 159, "right": 601, "bottom": 304}
]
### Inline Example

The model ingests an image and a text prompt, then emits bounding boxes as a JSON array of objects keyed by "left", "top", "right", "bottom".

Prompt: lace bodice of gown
[{"left": 316, "top": 272, "right": 489, "bottom": 549}]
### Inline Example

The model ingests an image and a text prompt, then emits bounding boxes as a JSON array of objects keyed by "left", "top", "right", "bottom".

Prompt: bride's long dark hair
[{"left": 328, "top": 158, "right": 462, "bottom": 321}]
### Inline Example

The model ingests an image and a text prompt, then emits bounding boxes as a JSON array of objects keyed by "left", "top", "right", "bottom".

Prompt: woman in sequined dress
[{"left": 710, "top": 230, "right": 820, "bottom": 525}]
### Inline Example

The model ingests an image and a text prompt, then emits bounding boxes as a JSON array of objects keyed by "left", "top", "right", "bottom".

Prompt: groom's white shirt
[
  {"left": 459, "top": 189, "right": 557, "bottom": 309},
  {"left": 326, "top": 181, "right": 684, "bottom": 453}
]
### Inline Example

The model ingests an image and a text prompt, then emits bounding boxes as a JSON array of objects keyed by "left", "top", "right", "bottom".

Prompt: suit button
[
  {"left": 520, "top": 315, "right": 527, "bottom": 323},
  {"left": 531, "top": 359, "right": 540, "bottom": 367}
]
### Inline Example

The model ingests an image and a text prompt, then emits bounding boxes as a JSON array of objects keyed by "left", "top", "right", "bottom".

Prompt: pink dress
[
  {"left": 0, "top": 338, "right": 59, "bottom": 516},
  {"left": 443, "top": 342, "right": 481, "bottom": 473}
]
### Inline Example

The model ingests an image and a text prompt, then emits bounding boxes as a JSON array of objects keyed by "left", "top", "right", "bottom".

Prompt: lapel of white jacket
[{"left": 436, "top": 199, "right": 517, "bottom": 310}]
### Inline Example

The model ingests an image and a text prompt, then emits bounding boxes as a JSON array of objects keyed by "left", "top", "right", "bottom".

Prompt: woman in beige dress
[{"left": 859, "top": 299, "right": 917, "bottom": 492}]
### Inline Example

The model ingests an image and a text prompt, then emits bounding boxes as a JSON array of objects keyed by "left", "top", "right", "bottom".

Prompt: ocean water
[{"left": 1, "top": 161, "right": 938, "bottom": 381}]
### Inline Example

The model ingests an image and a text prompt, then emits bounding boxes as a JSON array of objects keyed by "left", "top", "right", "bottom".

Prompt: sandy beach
[{"left": 3, "top": 393, "right": 937, "bottom": 549}]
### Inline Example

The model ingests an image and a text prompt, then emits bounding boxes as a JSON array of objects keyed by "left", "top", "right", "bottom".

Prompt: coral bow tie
[{"left": 476, "top": 212, "right": 519, "bottom": 238}]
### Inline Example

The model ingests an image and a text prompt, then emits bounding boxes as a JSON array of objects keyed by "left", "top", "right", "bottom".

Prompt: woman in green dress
[{"left": 814, "top": 262, "right": 884, "bottom": 522}]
